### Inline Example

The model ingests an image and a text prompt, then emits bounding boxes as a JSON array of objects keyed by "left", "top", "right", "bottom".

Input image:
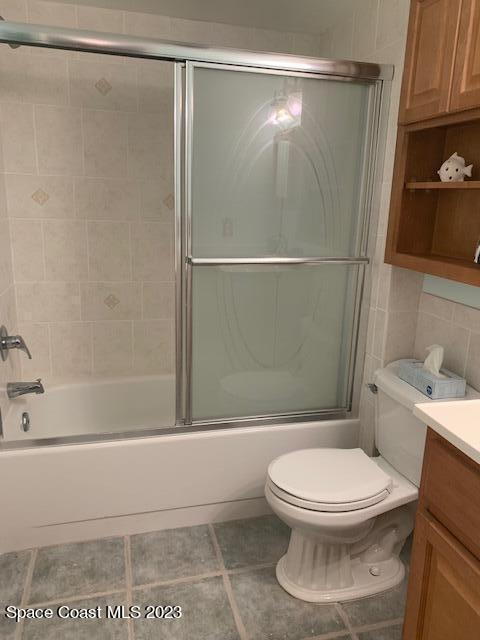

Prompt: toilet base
[{"left": 276, "top": 553, "right": 405, "bottom": 603}]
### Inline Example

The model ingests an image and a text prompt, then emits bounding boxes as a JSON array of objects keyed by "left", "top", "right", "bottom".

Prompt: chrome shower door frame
[{"left": 181, "top": 60, "right": 384, "bottom": 426}]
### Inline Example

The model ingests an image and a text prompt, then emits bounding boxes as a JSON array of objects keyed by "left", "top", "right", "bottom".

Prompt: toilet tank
[
  {"left": 374, "top": 361, "right": 431, "bottom": 487},
  {"left": 374, "top": 361, "right": 479, "bottom": 487}
]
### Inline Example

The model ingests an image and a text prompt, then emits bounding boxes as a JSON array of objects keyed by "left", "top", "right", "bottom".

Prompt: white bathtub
[
  {"left": 0, "top": 376, "right": 359, "bottom": 553},
  {"left": 2, "top": 375, "right": 175, "bottom": 441}
]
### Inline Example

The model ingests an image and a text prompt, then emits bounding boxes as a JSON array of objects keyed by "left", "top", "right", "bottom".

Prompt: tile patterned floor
[{"left": 0, "top": 515, "right": 409, "bottom": 640}]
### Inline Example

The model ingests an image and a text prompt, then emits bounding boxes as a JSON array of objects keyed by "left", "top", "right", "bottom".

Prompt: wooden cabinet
[
  {"left": 403, "top": 430, "right": 480, "bottom": 639},
  {"left": 450, "top": 0, "right": 480, "bottom": 112},
  {"left": 400, "top": 0, "right": 461, "bottom": 123},
  {"left": 386, "top": 0, "right": 480, "bottom": 285}
]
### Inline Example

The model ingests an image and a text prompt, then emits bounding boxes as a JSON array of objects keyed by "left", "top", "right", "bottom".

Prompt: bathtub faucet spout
[{"left": 7, "top": 378, "right": 44, "bottom": 399}]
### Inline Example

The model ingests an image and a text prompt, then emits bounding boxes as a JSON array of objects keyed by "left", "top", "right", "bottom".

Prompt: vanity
[{"left": 403, "top": 400, "right": 480, "bottom": 639}]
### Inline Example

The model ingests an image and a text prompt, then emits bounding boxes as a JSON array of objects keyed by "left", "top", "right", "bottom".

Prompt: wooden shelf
[
  {"left": 405, "top": 180, "right": 480, "bottom": 189},
  {"left": 388, "top": 251, "right": 480, "bottom": 286}
]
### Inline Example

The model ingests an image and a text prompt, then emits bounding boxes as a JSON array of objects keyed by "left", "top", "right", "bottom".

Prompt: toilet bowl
[{"left": 265, "top": 360, "right": 478, "bottom": 603}]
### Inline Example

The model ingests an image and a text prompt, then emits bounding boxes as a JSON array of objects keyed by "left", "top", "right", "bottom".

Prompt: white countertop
[{"left": 414, "top": 399, "right": 480, "bottom": 465}]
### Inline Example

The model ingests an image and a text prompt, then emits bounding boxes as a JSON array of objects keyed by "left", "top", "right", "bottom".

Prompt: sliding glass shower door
[{"left": 185, "top": 62, "right": 378, "bottom": 423}]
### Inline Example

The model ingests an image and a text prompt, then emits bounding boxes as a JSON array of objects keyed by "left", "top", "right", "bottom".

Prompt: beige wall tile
[
  {"left": 11, "top": 219, "right": 45, "bottom": 282},
  {"left": 5, "top": 174, "right": 74, "bottom": 218},
  {"left": 0, "top": 0, "right": 27, "bottom": 22},
  {"left": 452, "top": 303, "right": 480, "bottom": 332},
  {"left": 133, "top": 319, "right": 172, "bottom": 374},
  {"left": 208, "top": 23, "right": 254, "bottom": 49},
  {"left": 127, "top": 112, "right": 172, "bottom": 180},
  {"left": 139, "top": 178, "right": 173, "bottom": 222},
  {"left": 251, "top": 28, "right": 292, "bottom": 53},
  {"left": 132, "top": 222, "right": 173, "bottom": 281},
  {"left": 372, "top": 309, "right": 386, "bottom": 361},
  {"left": 124, "top": 11, "right": 171, "bottom": 38},
  {"left": 17, "top": 321, "right": 51, "bottom": 378},
  {"left": 0, "top": 103, "right": 36, "bottom": 173},
  {"left": 93, "top": 321, "right": 132, "bottom": 375},
  {"left": 330, "top": 15, "right": 354, "bottom": 59},
  {"left": 75, "top": 177, "right": 139, "bottom": 221},
  {"left": 170, "top": 17, "right": 213, "bottom": 45},
  {"left": 376, "top": 0, "right": 410, "bottom": 50},
  {"left": 44, "top": 220, "right": 87, "bottom": 281},
  {"left": 0, "top": 286, "right": 21, "bottom": 382},
  {"left": 2, "top": 54, "right": 68, "bottom": 105},
  {"left": 87, "top": 221, "right": 132, "bottom": 281},
  {"left": 51, "top": 321, "right": 92, "bottom": 377},
  {"left": 27, "top": 0, "right": 76, "bottom": 27},
  {"left": 35, "top": 105, "right": 83, "bottom": 176},
  {"left": 77, "top": 5, "right": 124, "bottom": 33},
  {"left": 292, "top": 32, "right": 320, "bottom": 56},
  {"left": 383, "top": 311, "right": 417, "bottom": 364},
  {"left": 414, "top": 312, "right": 469, "bottom": 376},
  {"left": 0, "top": 218, "right": 13, "bottom": 293},
  {"left": 83, "top": 109, "right": 127, "bottom": 178},
  {"left": 81, "top": 282, "right": 140, "bottom": 321},
  {"left": 419, "top": 292, "right": 455, "bottom": 321},
  {"left": 137, "top": 60, "right": 173, "bottom": 115},
  {"left": 466, "top": 331, "right": 480, "bottom": 391},
  {"left": 142, "top": 282, "right": 174, "bottom": 319},
  {"left": 69, "top": 60, "right": 137, "bottom": 111},
  {"left": 376, "top": 264, "right": 391, "bottom": 311},
  {"left": 388, "top": 267, "right": 423, "bottom": 312},
  {"left": 16, "top": 282, "right": 80, "bottom": 322}
]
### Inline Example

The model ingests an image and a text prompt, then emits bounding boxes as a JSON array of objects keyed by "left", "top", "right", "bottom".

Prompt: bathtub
[
  {"left": 2, "top": 375, "right": 176, "bottom": 441},
  {"left": 0, "top": 375, "right": 359, "bottom": 552}
]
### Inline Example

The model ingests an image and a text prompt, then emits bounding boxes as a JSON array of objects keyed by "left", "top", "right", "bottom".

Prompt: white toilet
[{"left": 265, "top": 360, "right": 476, "bottom": 603}]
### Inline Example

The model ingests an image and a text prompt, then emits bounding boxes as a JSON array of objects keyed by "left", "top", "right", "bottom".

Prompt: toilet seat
[{"left": 267, "top": 448, "right": 393, "bottom": 513}]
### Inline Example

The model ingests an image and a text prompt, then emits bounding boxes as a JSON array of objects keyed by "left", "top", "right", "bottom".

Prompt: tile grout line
[
  {"left": 353, "top": 617, "right": 404, "bottom": 634},
  {"left": 208, "top": 524, "right": 249, "bottom": 640},
  {"left": 124, "top": 536, "right": 134, "bottom": 640},
  {"left": 28, "top": 587, "right": 126, "bottom": 609},
  {"left": 14, "top": 548, "right": 37, "bottom": 640},
  {"left": 132, "top": 570, "right": 223, "bottom": 592},
  {"left": 334, "top": 603, "right": 359, "bottom": 640}
]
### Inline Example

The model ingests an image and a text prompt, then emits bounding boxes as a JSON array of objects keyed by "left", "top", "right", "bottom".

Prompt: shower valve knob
[{"left": 0, "top": 326, "right": 32, "bottom": 361}]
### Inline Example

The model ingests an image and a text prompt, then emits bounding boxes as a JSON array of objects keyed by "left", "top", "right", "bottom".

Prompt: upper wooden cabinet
[
  {"left": 399, "top": 0, "right": 461, "bottom": 123},
  {"left": 450, "top": 0, "right": 480, "bottom": 112}
]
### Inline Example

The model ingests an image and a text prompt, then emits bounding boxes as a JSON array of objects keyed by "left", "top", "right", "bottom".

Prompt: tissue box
[{"left": 398, "top": 359, "right": 466, "bottom": 399}]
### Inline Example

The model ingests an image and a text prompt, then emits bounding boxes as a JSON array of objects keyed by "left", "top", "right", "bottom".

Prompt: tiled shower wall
[
  {"left": 318, "top": 0, "right": 480, "bottom": 452},
  {"left": 0, "top": 0, "right": 322, "bottom": 384}
]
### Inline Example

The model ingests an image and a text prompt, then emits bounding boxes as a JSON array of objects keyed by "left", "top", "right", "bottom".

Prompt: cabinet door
[
  {"left": 450, "top": 0, "right": 480, "bottom": 111},
  {"left": 399, "top": 0, "right": 461, "bottom": 123},
  {"left": 403, "top": 511, "right": 480, "bottom": 639}
]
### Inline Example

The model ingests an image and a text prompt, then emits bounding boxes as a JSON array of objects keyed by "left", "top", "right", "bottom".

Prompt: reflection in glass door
[{"left": 185, "top": 63, "right": 379, "bottom": 423}]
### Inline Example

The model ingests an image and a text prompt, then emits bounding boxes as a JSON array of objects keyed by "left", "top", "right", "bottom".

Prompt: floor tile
[
  {"left": 358, "top": 624, "right": 403, "bottom": 640},
  {"left": 29, "top": 538, "right": 125, "bottom": 604},
  {"left": 0, "top": 550, "right": 31, "bottom": 606},
  {"left": 341, "top": 580, "right": 407, "bottom": 628},
  {"left": 0, "top": 551, "right": 31, "bottom": 640},
  {"left": 130, "top": 525, "right": 219, "bottom": 586},
  {"left": 213, "top": 515, "right": 289, "bottom": 569},
  {"left": 229, "top": 566, "right": 347, "bottom": 640},
  {"left": 22, "top": 594, "right": 129, "bottom": 640},
  {"left": 133, "top": 576, "right": 240, "bottom": 640}
]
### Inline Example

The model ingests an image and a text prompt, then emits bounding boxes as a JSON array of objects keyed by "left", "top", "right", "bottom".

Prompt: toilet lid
[{"left": 268, "top": 448, "right": 392, "bottom": 509}]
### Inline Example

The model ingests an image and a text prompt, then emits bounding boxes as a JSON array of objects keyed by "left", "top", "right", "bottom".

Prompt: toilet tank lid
[
  {"left": 374, "top": 360, "right": 432, "bottom": 410},
  {"left": 374, "top": 359, "right": 479, "bottom": 410}
]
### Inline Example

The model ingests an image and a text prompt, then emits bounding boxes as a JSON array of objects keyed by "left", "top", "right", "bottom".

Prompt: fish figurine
[{"left": 437, "top": 152, "right": 473, "bottom": 182}]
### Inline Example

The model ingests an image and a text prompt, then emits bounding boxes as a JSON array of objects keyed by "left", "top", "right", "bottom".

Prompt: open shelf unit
[{"left": 386, "top": 115, "right": 480, "bottom": 286}]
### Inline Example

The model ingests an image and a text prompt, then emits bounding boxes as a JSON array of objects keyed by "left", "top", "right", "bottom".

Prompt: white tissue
[{"left": 423, "top": 344, "right": 446, "bottom": 378}]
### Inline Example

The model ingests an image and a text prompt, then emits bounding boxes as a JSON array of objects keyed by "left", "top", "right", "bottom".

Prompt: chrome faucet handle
[{"left": 0, "top": 326, "right": 32, "bottom": 360}]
